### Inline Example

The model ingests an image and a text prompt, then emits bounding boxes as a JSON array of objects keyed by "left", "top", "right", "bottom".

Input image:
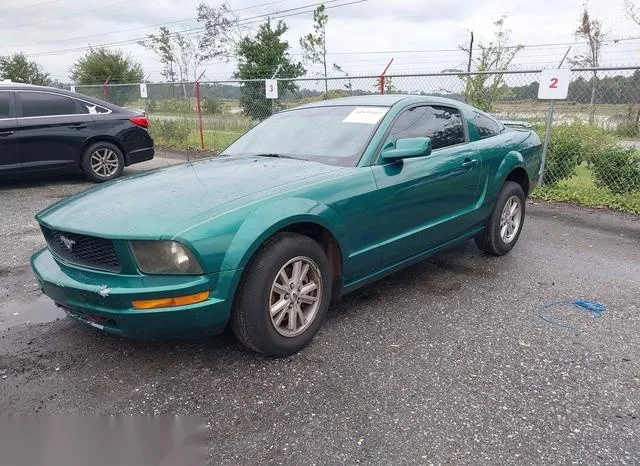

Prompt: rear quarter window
[{"left": 474, "top": 112, "right": 503, "bottom": 139}]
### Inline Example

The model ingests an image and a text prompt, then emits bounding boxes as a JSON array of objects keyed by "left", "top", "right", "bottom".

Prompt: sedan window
[
  {"left": 389, "top": 105, "right": 466, "bottom": 150},
  {"left": 19, "top": 92, "right": 78, "bottom": 117},
  {"left": 0, "top": 92, "right": 10, "bottom": 118}
]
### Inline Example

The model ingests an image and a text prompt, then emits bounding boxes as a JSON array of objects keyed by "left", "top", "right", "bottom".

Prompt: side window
[
  {"left": 19, "top": 92, "right": 78, "bottom": 117},
  {"left": 474, "top": 112, "right": 502, "bottom": 139},
  {"left": 0, "top": 92, "right": 10, "bottom": 119},
  {"left": 388, "top": 105, "right": 466, "bottom": 150},
  {"left": 75, "top": 100, "right": 110, "bottom": 115}
]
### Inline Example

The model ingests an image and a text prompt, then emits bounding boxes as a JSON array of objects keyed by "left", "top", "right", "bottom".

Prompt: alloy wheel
[
  {"left": 90, "top": 148, "right": 120, "bottom": 178},
  {"left": 500, "top": 195, "right": 522, "bottom": 243},
  {"left": 269, "top": 256, "right": 322, "bottom": 338}
]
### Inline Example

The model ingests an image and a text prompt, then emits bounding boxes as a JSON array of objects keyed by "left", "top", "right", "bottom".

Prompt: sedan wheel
[
  {"left": 81, "top": 142, "right": 124, "bottom": 182},
  {"left": 231, "top": 233, "right": 332, "bottom": 357},
  {"left": 90, "top": 148, "right": 120, "bottom": 178}
]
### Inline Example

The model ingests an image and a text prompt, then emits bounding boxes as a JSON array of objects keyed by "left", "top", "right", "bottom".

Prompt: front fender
[{"left": 223, "top": 197, "right": 347, "bottom": 272}]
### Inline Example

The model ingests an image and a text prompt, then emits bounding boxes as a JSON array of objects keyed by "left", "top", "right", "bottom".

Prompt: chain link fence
[{"left": 70, "top": 66, "right": 640, "bottom": 211}]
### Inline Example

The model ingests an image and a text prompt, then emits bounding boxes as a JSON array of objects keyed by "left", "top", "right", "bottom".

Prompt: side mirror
[{"left": 381, "top": 137, "right": 432, "bottom": 161}]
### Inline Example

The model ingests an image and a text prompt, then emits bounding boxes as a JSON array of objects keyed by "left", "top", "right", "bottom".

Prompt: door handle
[
  {"left": 462, "top": 158, "right": 479, "bottom": 169},
  {"left": 68, "top": 123, "right": 88, "bottom": 129},
  {"left": 0, "top": 130, "right": 16, "bottom": 137}
]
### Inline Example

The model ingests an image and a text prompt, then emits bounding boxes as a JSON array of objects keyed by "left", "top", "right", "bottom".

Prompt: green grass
[
  {"left": 152, "top": 128, "right": 241, "bottom": 152},
  {"left": 186, "top": 130, "right": 241, "bottom": 151},
  {"left": 532, "top": 164, "right": 640, "bottom": 214}
]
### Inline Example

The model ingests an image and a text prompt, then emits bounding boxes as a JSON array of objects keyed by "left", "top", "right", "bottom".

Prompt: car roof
[
  {"left": 0, "top": 83, "right": 120, "bottom": 110},
  {"left": 291, "top": 94, "right": 472, "bottom": 111},
  {"left": 0, "top": 83, "right": 69, "bottom": 92}
]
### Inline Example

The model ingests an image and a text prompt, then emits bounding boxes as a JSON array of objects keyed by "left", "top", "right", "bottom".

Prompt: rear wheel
[
  {"left": 231, "top": 233, "right": 332, "bottom": 357},
  {"left": 81, "top": 142, "right": 124, "bottom": 182},
  {"left": 474, "top": 181, "right": 526, "bottom": 256}
]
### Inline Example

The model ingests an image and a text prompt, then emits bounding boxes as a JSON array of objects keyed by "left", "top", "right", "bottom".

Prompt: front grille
[{"left": 41, "top": 226, "right": 121, "bottom": 272}]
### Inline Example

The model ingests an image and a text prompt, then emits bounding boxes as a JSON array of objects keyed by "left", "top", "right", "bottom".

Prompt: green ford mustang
[{"left": 31, "top": 95, "right": 542, "bottom": 356}]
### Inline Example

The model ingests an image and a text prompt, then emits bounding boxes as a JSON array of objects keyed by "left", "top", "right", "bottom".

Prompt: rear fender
[{"left": 492, "top": 151, "right": 526, "bottom": 198}]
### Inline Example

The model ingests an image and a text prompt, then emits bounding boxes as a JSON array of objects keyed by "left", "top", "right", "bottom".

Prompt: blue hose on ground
[{"left": 539, "top": 300, "right": 606, "bottom": 329}]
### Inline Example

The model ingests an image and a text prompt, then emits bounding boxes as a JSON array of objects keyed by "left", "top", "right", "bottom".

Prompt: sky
[{"left": 0, "top": 0, "right": 639, "bottom": 84}]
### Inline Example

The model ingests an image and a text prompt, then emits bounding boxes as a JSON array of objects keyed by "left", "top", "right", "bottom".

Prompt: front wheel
[
  {"left": 474, "top": 181, "right": 526, "bottom": 256},
  {"left": 231, "top": 233, "right": 332, "bottom": 357}
]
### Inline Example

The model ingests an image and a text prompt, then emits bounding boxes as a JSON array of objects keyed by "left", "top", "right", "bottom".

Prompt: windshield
[{"left": 221, "top": 105, "right": 389, "bottom": 167}]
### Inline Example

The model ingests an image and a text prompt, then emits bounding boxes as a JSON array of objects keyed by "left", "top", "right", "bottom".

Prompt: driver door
[{"left": 369, "top": 105, "right": 483, "bottom": 268}]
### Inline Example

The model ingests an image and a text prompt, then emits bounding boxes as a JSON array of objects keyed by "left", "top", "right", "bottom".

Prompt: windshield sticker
[{"left": 342, "top": 107, "right": 389, "bottom": 124}]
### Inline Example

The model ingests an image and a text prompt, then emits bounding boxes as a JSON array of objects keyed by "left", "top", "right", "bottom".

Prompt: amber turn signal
[{"left": 132, "top": 291, "right": 210, "bottom": 310}]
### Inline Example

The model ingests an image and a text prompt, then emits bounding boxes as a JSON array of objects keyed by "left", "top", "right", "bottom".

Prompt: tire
[
  {"left": 474, "top": 181, "right": 526, "bottom": 256},
  {"left": 81, "top": 142, "right": 125, "bottom": 183},
  {"left": 231, "top": 232, "right": 332, "bottom": 357}
]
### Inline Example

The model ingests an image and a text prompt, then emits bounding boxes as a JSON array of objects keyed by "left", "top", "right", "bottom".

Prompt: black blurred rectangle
[{"left": 0, "top": 416, "right": 209, "bottom": 466}]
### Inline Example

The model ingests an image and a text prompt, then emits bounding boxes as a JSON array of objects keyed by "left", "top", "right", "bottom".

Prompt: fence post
[
  {"left": 539, "top": 47, "right": 571, "bottom": 186},
  {"left": 103, "top": 76, "right": 111, "bottom": 102},
  {"left": 379, "top": 59, "right": 394, "bottom": 95},
  {"left": 195, "top": 70, "right": 206, "bottom": 151}
]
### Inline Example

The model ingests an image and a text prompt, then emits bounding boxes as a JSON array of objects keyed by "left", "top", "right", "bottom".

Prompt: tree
[
  {"left": 140, "top": 28, "right": 204, "bottom": 100},
  {"left": 333, "top": 63, "right": 352, "bottom": 94},
  {"left": 300, "top": 4, "right": 328, "bottom": 95},
  {"left": 0, "top": 53, "right": 50, "bottom": 85},
  {"left": 71, "top": 48, "right": 144, "bottom": 105},
  {"left": 570, "top": 6, "right": 605, "bottom": 124},
  {"left": 625, "top": 0, "right": 640, "bottom": 26},
  {"left": 460, "top": 17, "right": 523, "bottom": 111},
  {"left": 196, "top": 2, "right": 241, "bottom": 61},
  {"left": 139, "top": 27, "right": 177, "bottom": 83},
  {"left": 70, "top": 47, "right": 144, "bottom": 84},
  {"left": 234, "top": 19, "right": 305, "bottom": 119}
]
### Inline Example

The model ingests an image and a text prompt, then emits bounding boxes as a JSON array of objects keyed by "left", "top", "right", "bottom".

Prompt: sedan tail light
[{"left": 129, "top": 116, "right": 149, "bottom": 128}]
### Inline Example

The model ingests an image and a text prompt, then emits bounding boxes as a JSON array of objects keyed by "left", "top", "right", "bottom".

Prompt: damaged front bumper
[{"left": 30, "top": 248, "right": 236, "bottom": 340}]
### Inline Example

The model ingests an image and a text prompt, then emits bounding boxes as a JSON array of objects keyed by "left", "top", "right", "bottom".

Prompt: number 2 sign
[
  {"left": 537, "top": 69, "right": 570, "bottom": 100},
  {"left": 265, "top": 79, "right": 278, "bottom": 99}
]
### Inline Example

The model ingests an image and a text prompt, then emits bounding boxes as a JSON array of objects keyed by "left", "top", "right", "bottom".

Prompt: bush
[
  {"left": 591, "top": 146, "right": 640, "bottom": 194},
  {"left": 615, "top": 106, "right": 640, "bottom": 138},
  {"left": 538, "top": 122, "right": 613, "bottom": 185},
  {"left": 201, "top": 98, "right": 223, "bottom": 115},
  {"left": 154, "top": 99, "right": 192, "bottom": 114},
  {"left": 145, "top": 98, "right": 157, "bottom": 113},
  {"left": 149, "top": 118, "right": 191, "bottom": 148}
]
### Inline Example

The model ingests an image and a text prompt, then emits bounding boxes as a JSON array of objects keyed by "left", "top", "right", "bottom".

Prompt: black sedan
[{"left": 0, "top": 83, "right": 154, "bottom": 182}]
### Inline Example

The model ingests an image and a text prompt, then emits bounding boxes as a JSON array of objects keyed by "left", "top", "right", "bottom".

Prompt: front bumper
[{"left": 31, "top": 248, "right": 237, "bottom": 340}]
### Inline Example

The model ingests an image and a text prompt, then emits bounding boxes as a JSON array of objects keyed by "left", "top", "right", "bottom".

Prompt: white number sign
[
  {"left": 140, "top": 83, "right": 148, "bottom": 99},
  {"left": 70, "top": 85, "right": 76, "bottom": 93},
  {"left": 265, "top": 79, "right": 278, "bottom": 99},
  {"left": 538, "top": 69, "right": 570, "bottom": 100}
]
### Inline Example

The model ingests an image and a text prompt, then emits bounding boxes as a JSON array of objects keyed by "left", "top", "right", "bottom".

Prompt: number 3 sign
[
  {"left": 537, "top": 69, "right": 570, "bottom": 100},
  {"left": 265, "top": 79, "right": 278, "bottom": 99}
]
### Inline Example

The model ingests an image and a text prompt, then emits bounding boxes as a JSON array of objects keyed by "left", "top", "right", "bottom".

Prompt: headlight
[{"left": 129, "top": 241, "right": 203, "bottom": 275}]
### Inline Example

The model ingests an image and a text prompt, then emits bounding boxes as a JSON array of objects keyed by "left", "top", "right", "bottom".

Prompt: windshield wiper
[
  {"left": 251, "top": 153, "right": 295, "bottom": 159},
  {"left": 220, "top": 153, "right": 308, "bottom": 161}
]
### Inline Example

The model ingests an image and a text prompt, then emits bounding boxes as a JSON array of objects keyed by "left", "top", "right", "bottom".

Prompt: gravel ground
[{"left": 1, "top": 153, "right": 639, "bottom": 464}]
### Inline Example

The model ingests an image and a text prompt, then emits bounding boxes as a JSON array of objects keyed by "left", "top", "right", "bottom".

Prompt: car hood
[{"left": 36, "top": 156, "right": 343, "bottom": 238}]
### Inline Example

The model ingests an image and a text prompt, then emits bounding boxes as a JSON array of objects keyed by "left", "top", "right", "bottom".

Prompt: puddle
[{"left": 0, "top": 295, "right": 67, "bottom": 331}]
